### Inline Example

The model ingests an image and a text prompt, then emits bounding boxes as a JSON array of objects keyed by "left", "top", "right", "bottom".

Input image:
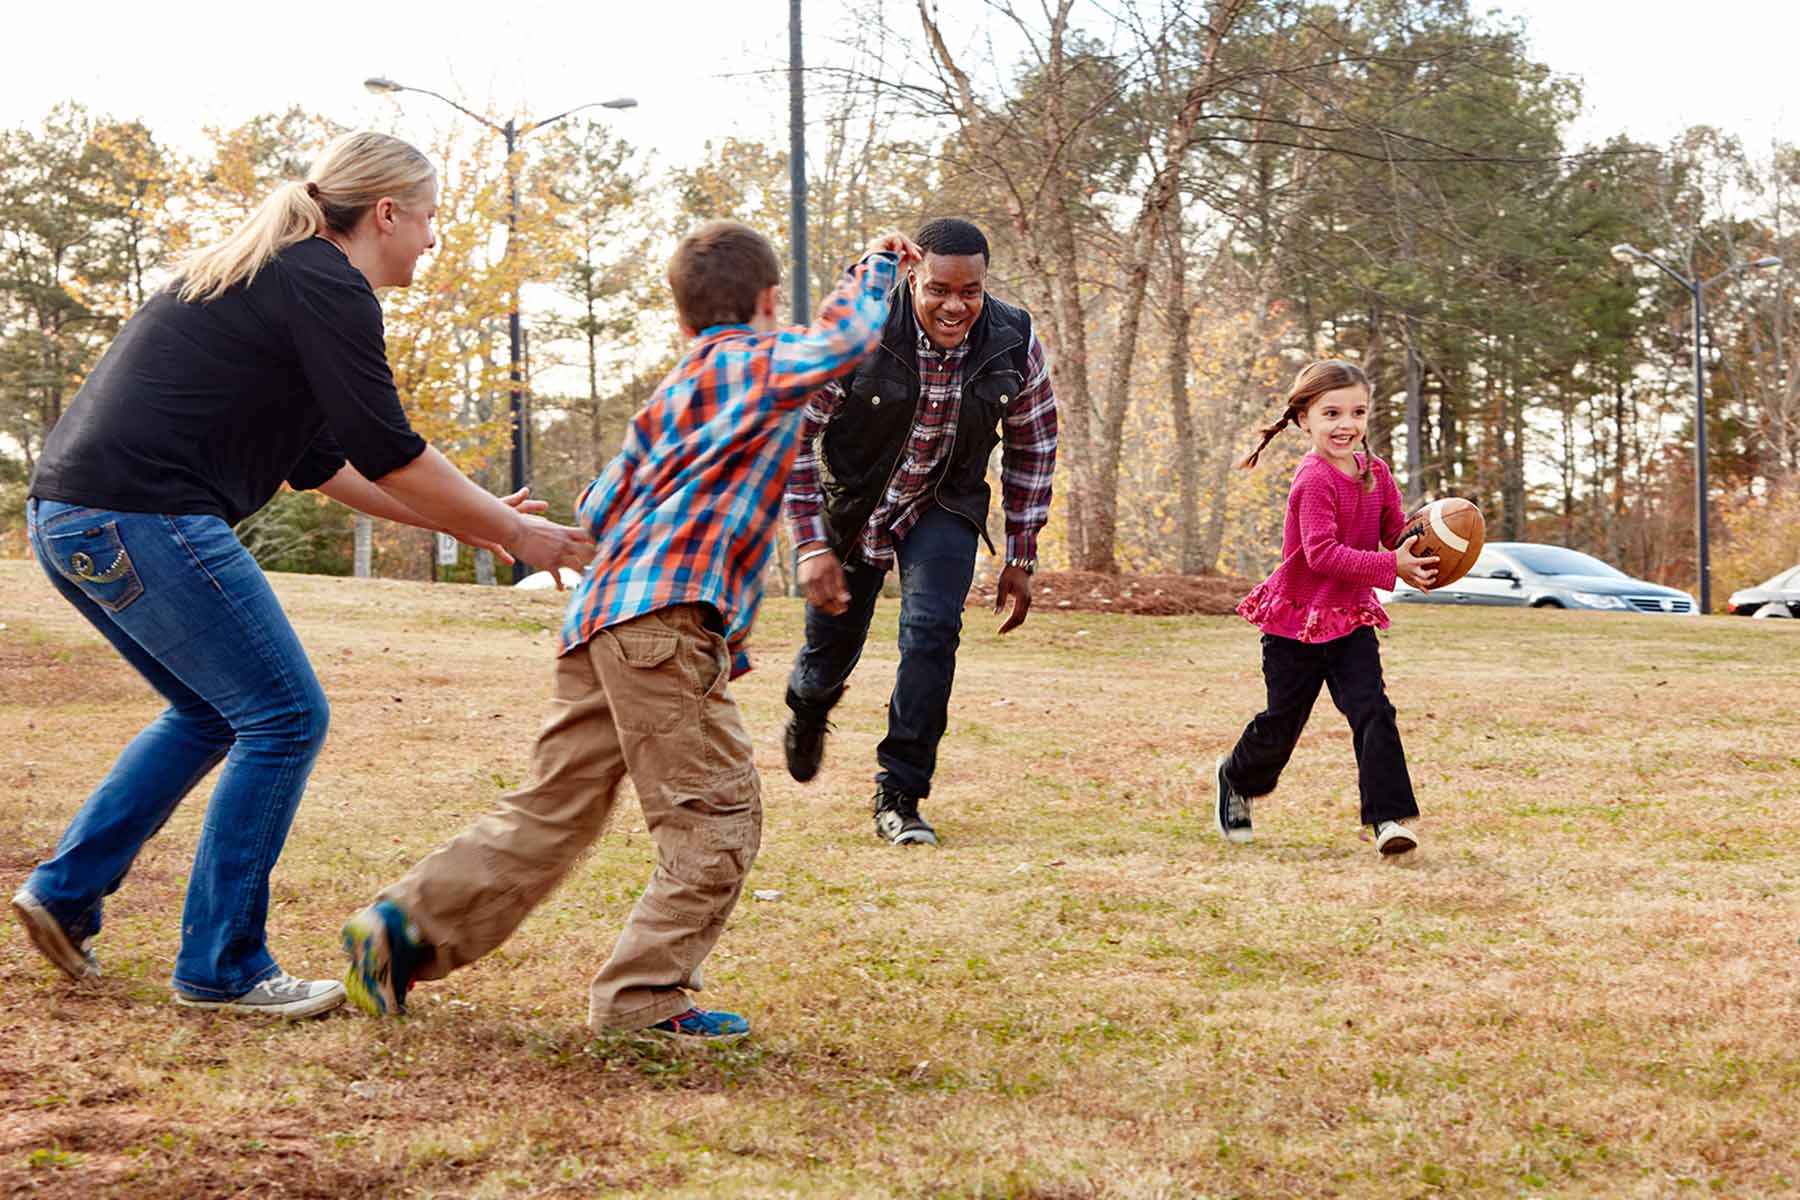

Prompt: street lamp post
[
  {"left": 1610, "top": 243, "right": 1782, "bottom": 613},
  {"left": 363, "top": 77, "right": 637, "bottom": 582},
  {"left": 788, "top": 0, "right": 809, "bottom": 325}
]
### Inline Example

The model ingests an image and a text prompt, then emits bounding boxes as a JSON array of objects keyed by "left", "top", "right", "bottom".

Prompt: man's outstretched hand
[{"left": 994, "top": 564, "right": 1033, "bottom": 634}]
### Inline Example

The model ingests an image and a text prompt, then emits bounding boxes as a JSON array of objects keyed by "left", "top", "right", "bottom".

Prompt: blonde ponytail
[
  {"left": 174, "top": 131, "right": 435, "bottom": 304},
  {"left": 176, "top": 182, "right": 321, "bottom": 302}
]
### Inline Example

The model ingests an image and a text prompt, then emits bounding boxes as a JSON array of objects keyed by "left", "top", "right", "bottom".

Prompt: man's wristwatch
[{"left": 1005, "top": 557, "right": 1037, "bottom": 576}]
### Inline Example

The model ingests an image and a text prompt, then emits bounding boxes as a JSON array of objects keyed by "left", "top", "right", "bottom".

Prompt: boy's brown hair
[{"left": 667, "top": 220, "right": 782, "bottom": 333}]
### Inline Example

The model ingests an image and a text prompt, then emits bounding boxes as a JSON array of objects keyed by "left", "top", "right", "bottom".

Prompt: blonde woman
[{"left": 13, "top": 132, "right": 593, "bottom": 1017}]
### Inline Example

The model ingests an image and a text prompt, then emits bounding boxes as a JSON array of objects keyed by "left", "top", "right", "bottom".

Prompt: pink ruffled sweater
[{"left": 1237, "top": 451, "right": 1407, "bottom": 643}]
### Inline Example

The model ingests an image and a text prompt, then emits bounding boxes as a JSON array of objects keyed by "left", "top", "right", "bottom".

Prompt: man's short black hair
[{"left": 914, "top": 218, "right": 989, "bottom": 263}]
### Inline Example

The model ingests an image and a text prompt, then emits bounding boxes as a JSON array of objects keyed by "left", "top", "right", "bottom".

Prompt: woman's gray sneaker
[
  {"left": 174, "top": 972, "right": 345, "bottom": 1018},
  {"left": 11, "top": 889, "right": 100, "bottom": 981}
]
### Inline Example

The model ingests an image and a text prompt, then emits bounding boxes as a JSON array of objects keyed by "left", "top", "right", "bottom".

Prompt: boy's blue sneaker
[
  {"left": 647, "top": 1006, "right": 751, "bottom": 1041},
  {"left": 341, "top": 899, "right": 424, "bottom": 1017}
]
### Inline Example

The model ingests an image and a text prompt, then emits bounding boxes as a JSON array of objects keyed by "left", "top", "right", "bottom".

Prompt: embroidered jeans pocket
[
  {"left": 603, "top": 627, "right": 688, "bottom": 735},
  {"left": 45, "top": 521, "right": 145, "bottom": 614}
]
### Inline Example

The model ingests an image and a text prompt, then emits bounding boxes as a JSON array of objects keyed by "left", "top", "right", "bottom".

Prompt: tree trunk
[
  {"left": 1403, "top": 321, "right": 1423, "bottom": 505},
  {"left": 1560, "top": 395, "right": 1577, "bottom": 542},
  {"left": 474, "top": 549, "right": 497, "bottom": 587},
  {"left": 769, "top": 523, "right": 796, "bottom": 598},
  {"left": 913, "top": 0, "right": 1245, "bottom": 575},
  {"left": 1044, "top": 205, "right": 1098, "bottom": 570},
  {"left": 587, "top": 273, "right": 606, "bottom": 475},
  {"left": 1076, "top": 3, "right": 1241, "bottom": 574},
  {"left": 1366, "top": 310, "right": 1393, "bottom": 462},
  {"left": 1436, "top": 368, "right": 1458, "bottom": 497},
  {"left": 353, "top": 515, "right": 373, "bottom": 578},
  {"left": 1087, "top": 156, "right": 1198, "bottom": 571},
  {"left": 1501, "top": 342, "right": 1527, "bottom": 539},
  {"left": 1165, "top": 224, "right": 1201, "bottom": 574},
  {"left": 1198, "top": 448, "right": 1237, "bottom": 576}
]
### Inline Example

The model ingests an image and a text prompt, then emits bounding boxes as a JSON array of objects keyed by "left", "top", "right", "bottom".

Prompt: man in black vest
[{"left": 781, "top": 218, "right": 1058, "bottom": 846}]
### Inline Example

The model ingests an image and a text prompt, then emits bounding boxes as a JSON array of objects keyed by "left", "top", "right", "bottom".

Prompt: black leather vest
[{"left": 817, "top": 285, "right": 1033, "bottom": 558}]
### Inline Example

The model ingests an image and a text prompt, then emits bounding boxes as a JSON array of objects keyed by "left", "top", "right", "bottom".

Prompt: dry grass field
[{"left": 2, "top": 557, "right": 1797, "bottom": 1198}]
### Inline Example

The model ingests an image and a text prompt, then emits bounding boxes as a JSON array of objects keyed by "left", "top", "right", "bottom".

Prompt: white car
[
  {"left": 512, "top": 567, "right": 586, "bottom": 591},
  {"left": 1378, "top": 542, "right": 1697, "bottom": 614},
  {"left": 1726, "top": 565, "right": 1800, "bottom": 618}
]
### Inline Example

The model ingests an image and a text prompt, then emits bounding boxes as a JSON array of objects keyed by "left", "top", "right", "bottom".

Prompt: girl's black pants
[{"left": 1223, "top": 626, "right": 1418, "bottom": 827}]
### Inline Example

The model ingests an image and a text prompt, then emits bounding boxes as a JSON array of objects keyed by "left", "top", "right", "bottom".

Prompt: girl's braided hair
[{"left": 1235, "top": 359, "right": 1376, "bottom": 492}]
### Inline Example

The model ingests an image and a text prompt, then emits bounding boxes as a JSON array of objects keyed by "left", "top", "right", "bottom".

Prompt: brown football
[{"left": 1397, "top": 498, "right": 1485, "bottom": 589}]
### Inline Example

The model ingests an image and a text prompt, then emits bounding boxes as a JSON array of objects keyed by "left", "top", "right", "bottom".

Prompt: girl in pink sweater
[{"left": 1216, "top": 360, "right": 1438, "bottom": 855}]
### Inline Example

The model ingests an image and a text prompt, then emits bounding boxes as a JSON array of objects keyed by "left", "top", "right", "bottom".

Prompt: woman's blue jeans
[{"left": 23, "top": 499, "right": 329, "bottom": 999}]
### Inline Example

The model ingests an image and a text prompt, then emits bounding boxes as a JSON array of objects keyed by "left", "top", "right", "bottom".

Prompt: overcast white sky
[{"left": 0, "top": 1, "right": 1792, "bottom": 170}]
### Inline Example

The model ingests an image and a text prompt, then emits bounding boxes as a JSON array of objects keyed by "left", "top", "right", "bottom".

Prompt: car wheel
[{"left": 1753, "top": 603, "right": 1793, "bottom": 619}]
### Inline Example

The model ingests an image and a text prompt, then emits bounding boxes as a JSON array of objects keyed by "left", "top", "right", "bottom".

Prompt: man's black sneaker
[
  {"left": 1215, "top": 757, "right": 1253, "bottom": 844},
  {"left": 783, "top": 714, "right": 830, "bottom": 782},
  {"left": 872, "top": 785, "right": 938, "bottom": 846}
]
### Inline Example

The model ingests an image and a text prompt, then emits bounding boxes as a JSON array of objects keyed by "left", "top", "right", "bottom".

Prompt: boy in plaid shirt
[{"left": 341, "top": 222, "right": 920, "bottom": 1039}]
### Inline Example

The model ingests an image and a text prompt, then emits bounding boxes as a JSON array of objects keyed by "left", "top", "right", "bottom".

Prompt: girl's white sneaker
[{"left": 1374, "top": 820, "right": 1419, "bottom": 856}]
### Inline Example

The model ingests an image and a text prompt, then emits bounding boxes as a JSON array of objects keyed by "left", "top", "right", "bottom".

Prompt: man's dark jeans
[
  {"left": 1223, "top": 626, "right": 1418, "bottom": 827},
  {"left": 787, "top": 506, "right": 978, "bottom": 800}
]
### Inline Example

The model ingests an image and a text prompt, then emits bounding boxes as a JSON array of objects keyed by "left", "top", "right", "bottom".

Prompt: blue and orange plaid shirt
[{"left": 559, "top": 253, "right": 898, "bottom": 676}]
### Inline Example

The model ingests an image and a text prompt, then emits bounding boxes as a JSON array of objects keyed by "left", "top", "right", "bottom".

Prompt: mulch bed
[{"left": 968, "top": 569, "right": 1252, "bottom": 616}]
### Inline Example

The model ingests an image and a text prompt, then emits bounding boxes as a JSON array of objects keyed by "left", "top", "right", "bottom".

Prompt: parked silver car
[
  {"left": 1725, "top": 565, "right": 1800, "bottom": 618},
  {"left": 1381, "top": 542, "right": 1697, "bottom": 614}
]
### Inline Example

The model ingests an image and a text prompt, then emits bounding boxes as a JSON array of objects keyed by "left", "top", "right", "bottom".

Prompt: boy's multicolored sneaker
[
  {"left": 647, "top": 1006, "right": 751, "bottom": 1041},
  {"left": 341, "top": 899, "right": 424, "bottom": 1017}
]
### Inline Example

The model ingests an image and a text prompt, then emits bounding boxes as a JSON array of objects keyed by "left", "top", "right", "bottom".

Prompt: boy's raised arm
[
  {"left": 766, "top": 232, "right": 921, "bottom": 408},
  {"left": 575, "top": 439, "right": 637, "bottom": 539}
]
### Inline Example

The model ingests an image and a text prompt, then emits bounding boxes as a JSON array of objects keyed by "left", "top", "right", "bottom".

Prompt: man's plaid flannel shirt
[{"left": 783, "top": 314, "right": 1056, "bottom": 568}]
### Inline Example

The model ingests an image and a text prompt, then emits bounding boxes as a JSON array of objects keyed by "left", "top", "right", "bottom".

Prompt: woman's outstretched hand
[
  {"left": 499, "top": 517, "right": 596, "bottom": 588},
  {"left": 498, "top": 486, "right": 549, "bottom": 516},
  {"left": 456, "top": 486, "right": 565, "bottom": 568}
]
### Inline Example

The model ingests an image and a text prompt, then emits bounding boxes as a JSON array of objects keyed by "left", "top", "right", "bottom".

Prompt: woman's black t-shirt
[{"left": 30, "top": 237, "right": 427, "bottom": 526}]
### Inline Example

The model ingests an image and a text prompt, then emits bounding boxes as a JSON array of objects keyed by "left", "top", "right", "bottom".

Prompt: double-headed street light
[
  {"left": 1610, "top": 242, "right": 1782, "bottom": 614},
  {"left": 363, "top": 76, "right": 637, "bottom": 582}
]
